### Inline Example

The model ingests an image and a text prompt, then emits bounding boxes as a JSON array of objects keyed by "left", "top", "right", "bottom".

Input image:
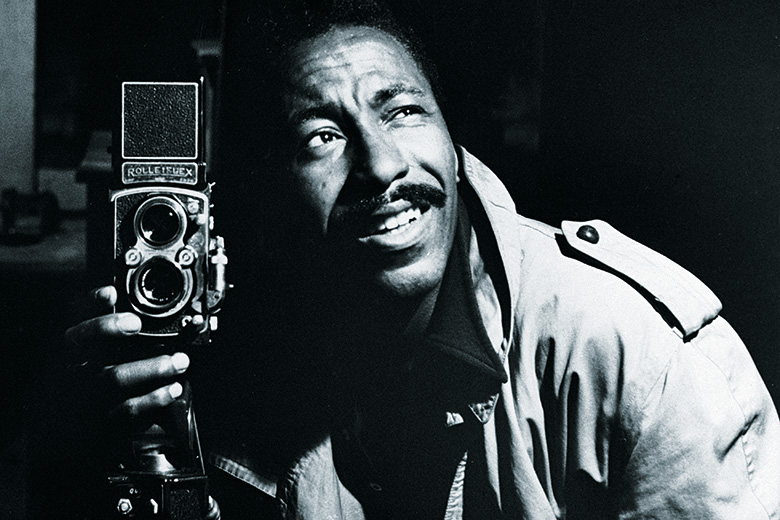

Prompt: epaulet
[{"left": 561, "top": 220, "right": 722, "bottom": 340}]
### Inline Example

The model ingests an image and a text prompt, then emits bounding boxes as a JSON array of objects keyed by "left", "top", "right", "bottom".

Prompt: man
[{"left": 67, "top": 1, "right": 780, "bottom": 518}]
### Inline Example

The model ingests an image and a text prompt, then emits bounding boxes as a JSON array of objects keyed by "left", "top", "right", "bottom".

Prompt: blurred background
[{"left": 1, "top": 0, "right": 778, "bottom": 517}]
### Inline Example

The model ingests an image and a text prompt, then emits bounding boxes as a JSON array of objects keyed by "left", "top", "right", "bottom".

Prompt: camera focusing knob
[
  {"left": 176, "top": 246, "right": 197, "bottom": 267},
  {"left": 125, "top": 248, "right": 143, "bottom": 267}
]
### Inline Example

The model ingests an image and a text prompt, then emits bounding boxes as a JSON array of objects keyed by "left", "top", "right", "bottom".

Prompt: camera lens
[
  {"left": 134, "top": 258, "right": 185, "bottom": 312},
  {"left": 135, "top": 197, "right": 186, "bottom": 247},
  {"left": 140, "top": 204, "right": 179, "bottom": 245}
]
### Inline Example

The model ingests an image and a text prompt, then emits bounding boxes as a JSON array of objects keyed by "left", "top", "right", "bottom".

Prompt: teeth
[
  {"left": 378, "top": 207, "right": 422, "bottom": 232},
  {"left": 384, "top": 214, "right": 400, "bottom": 230}
]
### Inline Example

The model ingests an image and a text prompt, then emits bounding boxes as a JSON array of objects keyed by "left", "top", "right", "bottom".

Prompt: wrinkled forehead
[{"left": 281, "top": 25, "right": 432, "bottom": 99}]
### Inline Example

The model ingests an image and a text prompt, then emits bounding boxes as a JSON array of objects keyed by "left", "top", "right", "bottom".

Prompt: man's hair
[{"left": 246, "top": 0, "right": 441, "bottom": 101}]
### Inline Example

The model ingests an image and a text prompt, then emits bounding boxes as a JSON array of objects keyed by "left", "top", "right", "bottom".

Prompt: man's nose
[{"left": 350, "top": 129, "right": 409, "bottom": 190}]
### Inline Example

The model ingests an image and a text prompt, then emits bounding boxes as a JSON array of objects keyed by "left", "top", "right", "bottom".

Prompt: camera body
[{"left": 112, "top": 80, "right": 226, "bottom": 343}]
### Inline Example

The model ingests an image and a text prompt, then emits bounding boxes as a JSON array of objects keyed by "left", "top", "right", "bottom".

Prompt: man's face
[{"left": 281, "top": 26, "right": 459, "bottom": 299}]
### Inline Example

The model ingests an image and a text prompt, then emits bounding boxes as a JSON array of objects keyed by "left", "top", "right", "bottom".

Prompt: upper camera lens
[{"left": 135, "top": 197, "right": 186, "bottom": 247}]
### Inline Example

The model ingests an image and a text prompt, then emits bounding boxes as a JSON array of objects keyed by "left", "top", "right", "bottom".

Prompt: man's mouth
[
  {"left": 331, "top": 184, "right": 446, "bottom": 250},
  {"left": 369, "top": 206, "right": 424, "bottom": 235},
  {"left": 354, "top": 202, "right": 433, "bottom": 252}
]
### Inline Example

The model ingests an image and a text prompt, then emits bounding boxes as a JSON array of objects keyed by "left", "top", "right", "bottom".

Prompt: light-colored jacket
[{"left": 215, "top": 148, "right": 780, "bottom": 519}]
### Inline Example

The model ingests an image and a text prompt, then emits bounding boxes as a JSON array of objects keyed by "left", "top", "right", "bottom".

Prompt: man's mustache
[{"left": 332, "top": 184, "right": 447, "bottom": 233}]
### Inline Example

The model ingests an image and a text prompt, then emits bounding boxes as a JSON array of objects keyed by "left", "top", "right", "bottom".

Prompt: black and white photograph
[{"left": 1, "top": 1, "right": 779, "bottom": 518}]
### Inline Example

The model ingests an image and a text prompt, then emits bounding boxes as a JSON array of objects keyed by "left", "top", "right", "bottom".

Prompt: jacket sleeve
[
  {"left": 542, "top": 220, "right": 780, "bottom": 518},
  {"left": 614, "top": 315, "right": 780, "bottom": 519}
]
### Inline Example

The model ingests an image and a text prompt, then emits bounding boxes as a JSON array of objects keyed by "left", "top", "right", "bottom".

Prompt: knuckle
[
  {"left": 104, "top": 365, "right": 124, "bottom": 388},
  {"left": 65, "top": 320, "right": 93, "bottom": 346},
  {"left": 90, "top": 315, "right": 121, "bottom": 337},
  {"left": 107, "top": 314, "right": 125, "bottom": 331},
  {"left": 121, "top": 399, "right": 140, "bottom": 418},
  {"left": 158, "top": 355, "right": 174, "bottom": 378},
  {"left": 152, "top": 388, "right": 172, "bottom": 407}
]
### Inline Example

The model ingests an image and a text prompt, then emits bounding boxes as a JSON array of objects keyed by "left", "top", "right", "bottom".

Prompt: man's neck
[
  {"left": 323, "top": 278, "right": 443, "bottom": 383},
  {"left": 350, "top": 280, "right": 440, "bottom": 341}
]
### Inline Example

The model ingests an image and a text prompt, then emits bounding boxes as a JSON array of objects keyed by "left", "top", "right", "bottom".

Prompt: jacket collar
[
  {"left": 422, "top": 146, "right": 525, "bottom": 423},
  {"left": 457, "top": 146, "right": 524, "bottom": 334}
]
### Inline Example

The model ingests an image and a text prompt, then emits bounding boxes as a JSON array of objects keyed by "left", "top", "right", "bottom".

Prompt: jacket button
[{"left": 576, "top": 225, "right": 599, "bottom": 244}]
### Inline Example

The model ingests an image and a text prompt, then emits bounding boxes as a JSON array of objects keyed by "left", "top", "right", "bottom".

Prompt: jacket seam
[{"left": 515, "top": 218, "right": 559, "bottom": 239}]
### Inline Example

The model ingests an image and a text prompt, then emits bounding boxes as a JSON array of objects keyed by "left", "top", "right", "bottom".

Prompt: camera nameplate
[{"left": 122, "top": 162, "right": 198, "bottom": 186}]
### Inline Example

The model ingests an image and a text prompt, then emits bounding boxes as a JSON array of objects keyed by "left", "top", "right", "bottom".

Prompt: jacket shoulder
[{"left": 514, "top": 216, "right": 721, "bottom": 340}]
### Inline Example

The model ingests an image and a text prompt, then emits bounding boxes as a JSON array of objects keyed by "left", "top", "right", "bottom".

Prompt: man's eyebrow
[
  {"left": 369, "top": 84, "right": 426, "bottom": 107},
  {"left": 287, "top": 84, "right": 427, "bottom": 127},
  {"left": 287, "top": 102, "right": 340, "bottom": 128}
]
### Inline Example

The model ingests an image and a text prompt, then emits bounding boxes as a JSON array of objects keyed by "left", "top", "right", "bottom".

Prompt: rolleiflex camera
[
  {"left": 106, "top": 80, "right": 226, "bottom": 519},
  {"left": 112, "top": 80, "right": 227, "bottom": 342}
]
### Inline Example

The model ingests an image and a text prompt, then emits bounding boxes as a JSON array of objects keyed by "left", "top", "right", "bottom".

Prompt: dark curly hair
[{"left": 241, "top": 0, "right": 441, "bottom": 101}]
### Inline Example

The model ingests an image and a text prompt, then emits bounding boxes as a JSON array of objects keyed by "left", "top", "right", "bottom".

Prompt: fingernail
[
  {"left": 117, "top": 314, "right": 141, "bottom": 333},
  {"left": 171, "top": 352, "right": 190, "bottom": 373},
  {"left": 168, "top": 382, "right": 183, "bottom": 399}
]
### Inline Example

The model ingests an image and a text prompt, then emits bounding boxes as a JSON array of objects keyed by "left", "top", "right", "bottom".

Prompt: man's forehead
[{"left": 283, "top": 26, "right": 431, "bottom": 99}]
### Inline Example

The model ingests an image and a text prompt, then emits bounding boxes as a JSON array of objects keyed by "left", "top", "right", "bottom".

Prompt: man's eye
[
  {"left": 306, "top": 131, "right": 342, "bottom": 149},
  {"left": 389, "top": 106, "right": 425, "bottom": 121}
]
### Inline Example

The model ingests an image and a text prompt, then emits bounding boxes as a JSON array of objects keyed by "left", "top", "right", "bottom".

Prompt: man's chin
[{"left": 363, "top": 260, "right": 446, "bottom": 300}]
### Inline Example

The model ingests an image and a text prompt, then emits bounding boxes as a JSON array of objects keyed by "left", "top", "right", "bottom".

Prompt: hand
[{"left": 65, "top": 286, "right": 190, "bottom": 421}]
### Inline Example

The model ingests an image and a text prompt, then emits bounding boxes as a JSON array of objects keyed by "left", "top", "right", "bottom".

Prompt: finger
[
  {"left": 89, "top": 286, "right": 117, "bottom": 313},
  {"left": 65, "top": 312, "right": 142, "bottom": 347},
  {"left": 103, "top": 352, "right": 190, "bottom": 393},
  {"left": 109, "top": 382, "right": 184, "bottom": 420},
  {"left": 64, "top": 313, "right": 142, "bottom": 369}
]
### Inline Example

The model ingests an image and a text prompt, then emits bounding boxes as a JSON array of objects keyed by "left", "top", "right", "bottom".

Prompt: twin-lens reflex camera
[{"left": 106, "top": 80, "right": 226, "bottom": 519}]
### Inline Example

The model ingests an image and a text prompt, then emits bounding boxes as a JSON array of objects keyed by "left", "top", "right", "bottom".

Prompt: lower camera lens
[
  {"left": 134, "top": 258, "right": 185, "bottom": 312},
  {"left": 135, "top": 197, "right": 186, "bottom": 247}
]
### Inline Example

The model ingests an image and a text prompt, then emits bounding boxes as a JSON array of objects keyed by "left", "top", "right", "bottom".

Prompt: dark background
[{"left": 3, "top": 0, "right": 779, "bottom": 516}]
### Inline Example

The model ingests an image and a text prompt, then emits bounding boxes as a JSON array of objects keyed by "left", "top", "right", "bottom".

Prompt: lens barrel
[{"left": 131, "top": 258, "right": 190, "bottom": 316}]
